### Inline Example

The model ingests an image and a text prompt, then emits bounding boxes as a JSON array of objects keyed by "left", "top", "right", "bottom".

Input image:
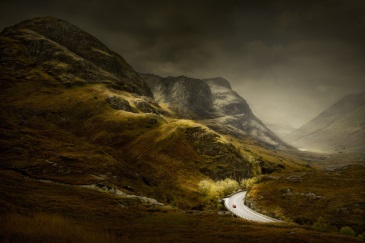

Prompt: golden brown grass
[
  {"left": 0, "top": 168, "right": 360, "bottom": 242},
  {"left": 0, "top": 213, "right": 119, "bottom": 243},
  {"left": 247, "top": 164, "right": 365, "bottom": 234},
  {"left": 0, "top": 78, "right": 312, "bottom": 210},
  {"left": 1, "top": 210, "right": 359, "bottom": 242}
]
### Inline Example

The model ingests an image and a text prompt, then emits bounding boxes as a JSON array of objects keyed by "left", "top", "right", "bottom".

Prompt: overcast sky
[{"left": 1, "top": 0, "right": 364, "bottom": 128}]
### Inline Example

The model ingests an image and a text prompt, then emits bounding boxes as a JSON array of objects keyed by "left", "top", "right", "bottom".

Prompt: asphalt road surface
[{"left": 224, "top": 191, "right": 281, "bottom": 223}]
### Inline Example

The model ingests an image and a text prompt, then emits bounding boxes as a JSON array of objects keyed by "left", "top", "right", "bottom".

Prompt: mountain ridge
[{"left": 140, "top": 73, "right": 290, "bottom": 149}]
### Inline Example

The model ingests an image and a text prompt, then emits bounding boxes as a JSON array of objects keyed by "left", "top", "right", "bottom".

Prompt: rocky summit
[{"left": 0, "top": 16, "right": 152, "bottom": 96}]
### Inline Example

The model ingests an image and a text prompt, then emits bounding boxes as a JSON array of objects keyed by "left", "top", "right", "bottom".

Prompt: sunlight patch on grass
[{"left": 92, "top": 47, "right": 113, "bottom": 57}]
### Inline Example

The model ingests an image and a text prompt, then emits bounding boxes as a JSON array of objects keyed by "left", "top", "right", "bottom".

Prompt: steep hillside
[
  {"left": 0, "top": 16, "right": 152, "bottom": 96},
  {"left": 140, "top": 74, "right": 289, "bottom": 149},
  {"left": 140, "top": 75, "right": 215, "bottom": 118},
  {"left": 285, "top": 92, "right": 365, "bottom": 153},
  {"left": 202, "top": 77, "right": 287, "bottom": 149}
]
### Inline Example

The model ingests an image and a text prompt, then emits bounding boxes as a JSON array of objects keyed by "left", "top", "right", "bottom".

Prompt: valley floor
[{"left": 0, "top": 165, "right": 362, "bottom": 243}]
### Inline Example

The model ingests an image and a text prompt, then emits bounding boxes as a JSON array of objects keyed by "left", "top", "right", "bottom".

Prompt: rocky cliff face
[
  {"left": 0, "top": 17, "right": 152, "bottom": 96},
  {"left": 203, "top": 77, "right": 252, "bottom": 116},
  {"left": 141, "top": 74, "right": 214, "bottom": 118},
  {"left": 285, "top": 92, "right": 365, "bottom": 153},
  {"left": 141, "top": 73, "right": 288, "bottom": 149}
]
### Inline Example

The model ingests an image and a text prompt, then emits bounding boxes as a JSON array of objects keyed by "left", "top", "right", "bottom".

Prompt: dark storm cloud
[{"left": 1, "top": 0, "right": 364, "bottom": 127}]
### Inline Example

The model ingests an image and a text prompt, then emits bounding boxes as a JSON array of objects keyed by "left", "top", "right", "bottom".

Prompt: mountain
[
  {"left": 285, "top": 92, "right": 365, "bottom": 153},
  {"left": 0, "top": 16, "right": 152, "bottom": 96},
  {"left": 140, "top": 74, "right": 289, "bottom": 149},
  {"left": 0, "top": 17, "right": 307, "bottom": 211}
]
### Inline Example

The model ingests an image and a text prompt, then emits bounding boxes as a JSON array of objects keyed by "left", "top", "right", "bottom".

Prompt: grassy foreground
[
  {"left": 0, "top": 169, "right": 360, "bottom": 242},
  {"left": 247, "top": 164, "right": 365, "bottom": 236}
]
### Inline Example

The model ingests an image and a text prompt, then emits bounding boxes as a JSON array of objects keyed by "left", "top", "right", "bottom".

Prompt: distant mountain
[
  {"left": 285, "top": 92, "right": 365, "bottom": 153},
  {"left": 140, "top": 74, "right": 290, "bottom": 149}
]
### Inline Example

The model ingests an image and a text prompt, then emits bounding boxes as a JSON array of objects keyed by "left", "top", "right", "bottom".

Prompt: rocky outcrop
[
  {"left": 140, "top": 74, "right": 214, "bottom": 118},
  {"left": 133, "top": 99, "right": 157, "bottom": 114},
  {"left": 203, "top": 77, "right": 253, "bottom": 116},
  {"left": 184, "top": 126, "right": 253, "bottom": 181},
  {"left": 105, "top": 96, "right": 137, "bottom": 112}
]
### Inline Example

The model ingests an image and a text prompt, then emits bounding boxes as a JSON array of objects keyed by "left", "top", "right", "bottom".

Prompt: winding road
[{"left": 224, "top": 191, "right": 281, "bottom": 223}]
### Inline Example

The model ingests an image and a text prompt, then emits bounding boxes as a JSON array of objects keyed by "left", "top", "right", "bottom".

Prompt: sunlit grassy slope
[{"left": 0, "top": 77, "right": 310, "bottom": 210}]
